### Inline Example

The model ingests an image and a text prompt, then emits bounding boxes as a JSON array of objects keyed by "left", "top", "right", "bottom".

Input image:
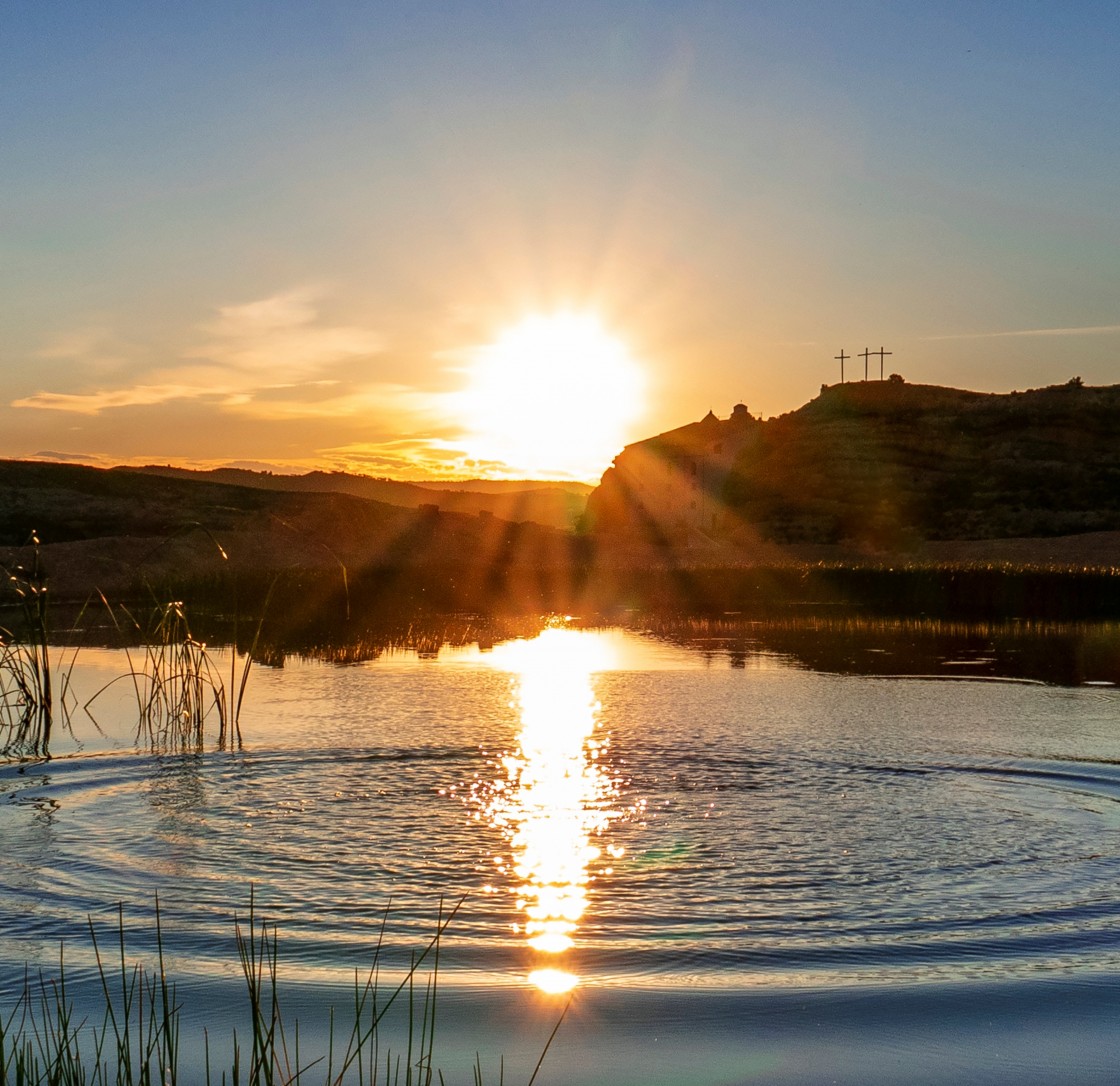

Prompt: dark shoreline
[
  {"left": 89, "top": 560, "right": 1120, "bottom": 621},
  {"left": 4, "top": 549, "right": 1120, "bottom": 626}
]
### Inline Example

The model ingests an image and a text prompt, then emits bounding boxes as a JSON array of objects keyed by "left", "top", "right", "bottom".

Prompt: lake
[{"left": 3, "top": 617, "right": 1120, "bottom": 1083}]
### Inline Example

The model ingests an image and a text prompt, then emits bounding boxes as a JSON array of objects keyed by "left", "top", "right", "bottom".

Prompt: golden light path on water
[{"left": 483, "top": 626, "right": 626, "bottom": 994}]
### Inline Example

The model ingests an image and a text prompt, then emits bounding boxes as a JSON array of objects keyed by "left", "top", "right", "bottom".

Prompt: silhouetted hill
[
  {"left": 586, "top": 379, "right": 1120, "bottom": 549},
  {"left": 3, "top": 452, "right": 1119, "bottom": 619},
  {"left": 130, "top": 466, "right": 589, "bottom": 529},
  {"left": 726, "top": 379, "right": 1120, "bottom": 545},
  {"left": 0, "top": 459, "right": 579, "bottom": 605}
]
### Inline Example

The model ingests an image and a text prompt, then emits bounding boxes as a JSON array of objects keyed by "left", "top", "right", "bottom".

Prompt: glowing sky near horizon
[{"left": 2, "top": 2, "right": 1119, "bottom": 480}]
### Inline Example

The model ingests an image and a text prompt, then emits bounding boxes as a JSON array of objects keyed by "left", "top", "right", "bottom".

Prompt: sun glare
[
  {"left": 483, "top": 626, "right": 625, "bottom": 993},
  {"left": 459, "top": 312, "right": 645, "bottom": 479}
]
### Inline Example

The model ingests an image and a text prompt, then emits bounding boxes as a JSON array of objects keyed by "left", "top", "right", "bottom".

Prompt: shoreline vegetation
[
  {"left": 12, "top": 557, "right": 1119, "bottom": 620},
  {"left": 2, "top": 524, "right": 1119, "bottom": 621},
  {"left": 3, "top": 530, "right": 1120, "bottom": 759},
  {"left": 0, "top": 893, "right": 567, "bottom": 1086},
  {"left": 4, "top": 587, "right": 1118, "bottom": 764}
]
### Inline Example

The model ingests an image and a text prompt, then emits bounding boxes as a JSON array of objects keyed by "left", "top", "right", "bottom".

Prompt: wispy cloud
[
  {"left": 321, "top": 438, "right": 510, "bottom": 480},
  {"left": 30, "top": 449, "right": 117, "bottom": 466},
  {"left": 12, "top": 384, "right": 230, "bottom": 414},
  {"left": 228, "top": 383, "right": 444, "bottom": 422},
  {"left": 188, "top": 289, "right": 383, "bottom": 378},
  {"left": 926, "top": 323, "right": 1120, "bottom": 342},
  {"left": 13, "top": 288, "right": 386, "bottom": 416}
]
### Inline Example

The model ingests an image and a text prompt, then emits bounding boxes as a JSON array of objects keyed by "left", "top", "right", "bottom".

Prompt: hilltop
[
  {"left": 586, "top": 378, "right": 1120, "bottom": 554},
  {"left": 129, "top": 465, "right": 590, "bottom": 530}
]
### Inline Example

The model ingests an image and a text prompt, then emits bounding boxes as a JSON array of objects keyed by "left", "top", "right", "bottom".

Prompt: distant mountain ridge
[
  {"left": 129, "top": 466, "right": 590, "bottom": 529},
  {"left": 586, "top": 379, "right": 1120, "bottom": 548}
]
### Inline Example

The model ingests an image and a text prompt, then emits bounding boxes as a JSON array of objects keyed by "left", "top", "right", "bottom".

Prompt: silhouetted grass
[
  {"left": 2, "top": 559, "right": 268, "bottom": 759},
  {"left": 132, "top": 550, "right": 1120, "bottom": 624},
  {"left": 86, "top": 598, "right": 240, "bottom": 752},
  {"left": 579, "top": 559, "right": 1120, "bottom": 619},
  {"left": 0, "top": 895, "right": 568, "bottom": 1086},
  {"left": 0, "top": 536, "right": 84, "bottom": 758}
]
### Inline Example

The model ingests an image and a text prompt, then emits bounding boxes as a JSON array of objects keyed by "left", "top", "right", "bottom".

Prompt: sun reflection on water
[{"left": 484, "top": 626, "right": 625, "bottom": 992}]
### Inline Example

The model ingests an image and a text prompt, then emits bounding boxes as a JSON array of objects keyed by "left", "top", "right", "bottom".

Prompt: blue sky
[{"left": 3, "top": 1, "right": 1118, "bottom": 478}]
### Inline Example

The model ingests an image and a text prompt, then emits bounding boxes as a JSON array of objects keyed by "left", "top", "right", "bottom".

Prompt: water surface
[{"left": 3, "top": 621, "right": 1120, "bottom": 1082}]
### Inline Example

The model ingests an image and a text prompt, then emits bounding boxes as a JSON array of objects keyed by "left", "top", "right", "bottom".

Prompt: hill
[
  {"left": 2, "top": 447, "right": 1118, "bottom": 621},
  {"left": 130, "top": 466, "right": 590, "bottom": 529},
  {"left": 585, "top": 379, "right": 1120, "bottom": 549},
  {"left": 0, "top": 459, "right": 578, "bottom": 606}
]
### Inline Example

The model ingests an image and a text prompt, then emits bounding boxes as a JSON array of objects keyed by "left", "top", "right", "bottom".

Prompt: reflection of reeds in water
[
  {"left": 286, "top": 616, "right": 546, "bottom": 667},
  {"left": 635, "top": 611, "right": 1115, "bottom": 640},
  {"left": 0, "top": 893, "right": 567, "bottom": 1086},
  {"left": 631, "top": 612, "right": 1120, "bottom": 685}
]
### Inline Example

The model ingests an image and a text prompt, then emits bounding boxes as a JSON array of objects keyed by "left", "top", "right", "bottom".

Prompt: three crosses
[{"left": 834, "top": 347, "right": 892, "bottom": 383}]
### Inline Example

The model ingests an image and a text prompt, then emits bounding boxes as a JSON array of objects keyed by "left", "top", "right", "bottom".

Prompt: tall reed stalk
[
  {"left": 89, "top": 586, "right": 275, "bottom": 753},
  {"left": 0, "top": 536, "right": 80, "bottom": 759},
  {"left": 0, "top": 895, "right": 567, "bottom": 1086},
  {"left": 87, "top": 599, "right": 231, "bottom": 752}
]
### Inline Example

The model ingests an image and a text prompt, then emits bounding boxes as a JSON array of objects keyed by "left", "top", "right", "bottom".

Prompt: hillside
[
  {"left": 2, "top": 450, "right": 1118, "bottom": 620},
  {"left": 727, "top": 379, "right": 1120, "bottom": 545},
  {"left": 586, "top": 379, "right": 1120, "bottom": 549},
  {"left": 131, "top": 466, "right": 590, "bottom": 529},
  {"left": 0, "top": 460, "right": 578, "bottom": 604}
]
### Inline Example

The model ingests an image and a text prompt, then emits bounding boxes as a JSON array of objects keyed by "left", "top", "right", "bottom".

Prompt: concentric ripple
[{"left": 3, "top": 636, "right": 1120, "bottom": 996}]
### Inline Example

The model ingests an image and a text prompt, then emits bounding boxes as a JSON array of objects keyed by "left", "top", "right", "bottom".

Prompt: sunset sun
[{"left": 458, "top": 312, "right": 645, "bottom": 479}]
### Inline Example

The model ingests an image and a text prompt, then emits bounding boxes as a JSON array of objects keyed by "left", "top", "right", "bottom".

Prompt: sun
[{"left": 457, "top": 312, "right": 645, "bottom": 479}]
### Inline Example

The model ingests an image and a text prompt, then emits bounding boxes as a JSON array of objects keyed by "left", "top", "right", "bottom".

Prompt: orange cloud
[
  {"left": 11, "top": 384, "right": 226, "bottom": 414},
  {"left": 12, "top": 288, "right": 386, "bottom": 417},
  {"left": 189, "top": 288, "right": 383, "bottom": 377}
]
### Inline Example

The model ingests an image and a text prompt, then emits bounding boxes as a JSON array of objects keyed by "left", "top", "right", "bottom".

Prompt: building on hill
[{"left": 585, "top": 404, "right": 758, "bottom": 542}]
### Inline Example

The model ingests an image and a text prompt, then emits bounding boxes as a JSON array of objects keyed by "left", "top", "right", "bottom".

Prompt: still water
[{"left": 3, "top": 620, "right": 1120, "bottom": 1083}]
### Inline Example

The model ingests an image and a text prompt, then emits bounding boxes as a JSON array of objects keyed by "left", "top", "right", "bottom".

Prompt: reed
[
  {"left": 0, "top": 895, "right": 565, "bottom": 1086},
  {"left": 87, "top": 598, "right": 233, "bottom": 752},
  {"left": 85, "top": 582, "right": 279, "bottom": 753},
  {"left": 0, "top": 536, "right": 82, "bottom": 759},
  {"left": 1, "top": 525, "right": 280, "bottom": 760}
]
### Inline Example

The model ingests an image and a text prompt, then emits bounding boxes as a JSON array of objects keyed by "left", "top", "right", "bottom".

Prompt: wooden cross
[
  {"left": 873, "top": 346, "right": 893, "bottom": 380},
  {"left": 860, "top": 348, "right": 871, "bottom": 381},
  {"left": 834, "top": 348, "right": 848, "bottom": 383}
]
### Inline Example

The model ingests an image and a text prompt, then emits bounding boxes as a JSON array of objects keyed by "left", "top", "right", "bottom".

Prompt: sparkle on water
[{"left": 483, "top": 625, "right": 625, "bottom": 991}]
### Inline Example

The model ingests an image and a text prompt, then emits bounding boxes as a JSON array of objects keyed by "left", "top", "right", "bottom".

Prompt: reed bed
[
  {"left": 582, "top": 560, "right": 1120, "bottom": 619},
  {"left": 0, "top": 538, "right": 81, "bottom": 759},
  {"left": 89, "top": 599, "right": 240, "bottom": 753},
  {"left": 2, "top": 578, "right": 265, "bottom": 761},
  {"left": 0, "top": 895, "right": 565, "bottom": 1086}
]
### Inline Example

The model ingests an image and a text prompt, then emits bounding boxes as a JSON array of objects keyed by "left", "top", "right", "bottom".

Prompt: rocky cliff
[{"left": 586, "top": 379, "right": 1120, "bottom": 547}]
